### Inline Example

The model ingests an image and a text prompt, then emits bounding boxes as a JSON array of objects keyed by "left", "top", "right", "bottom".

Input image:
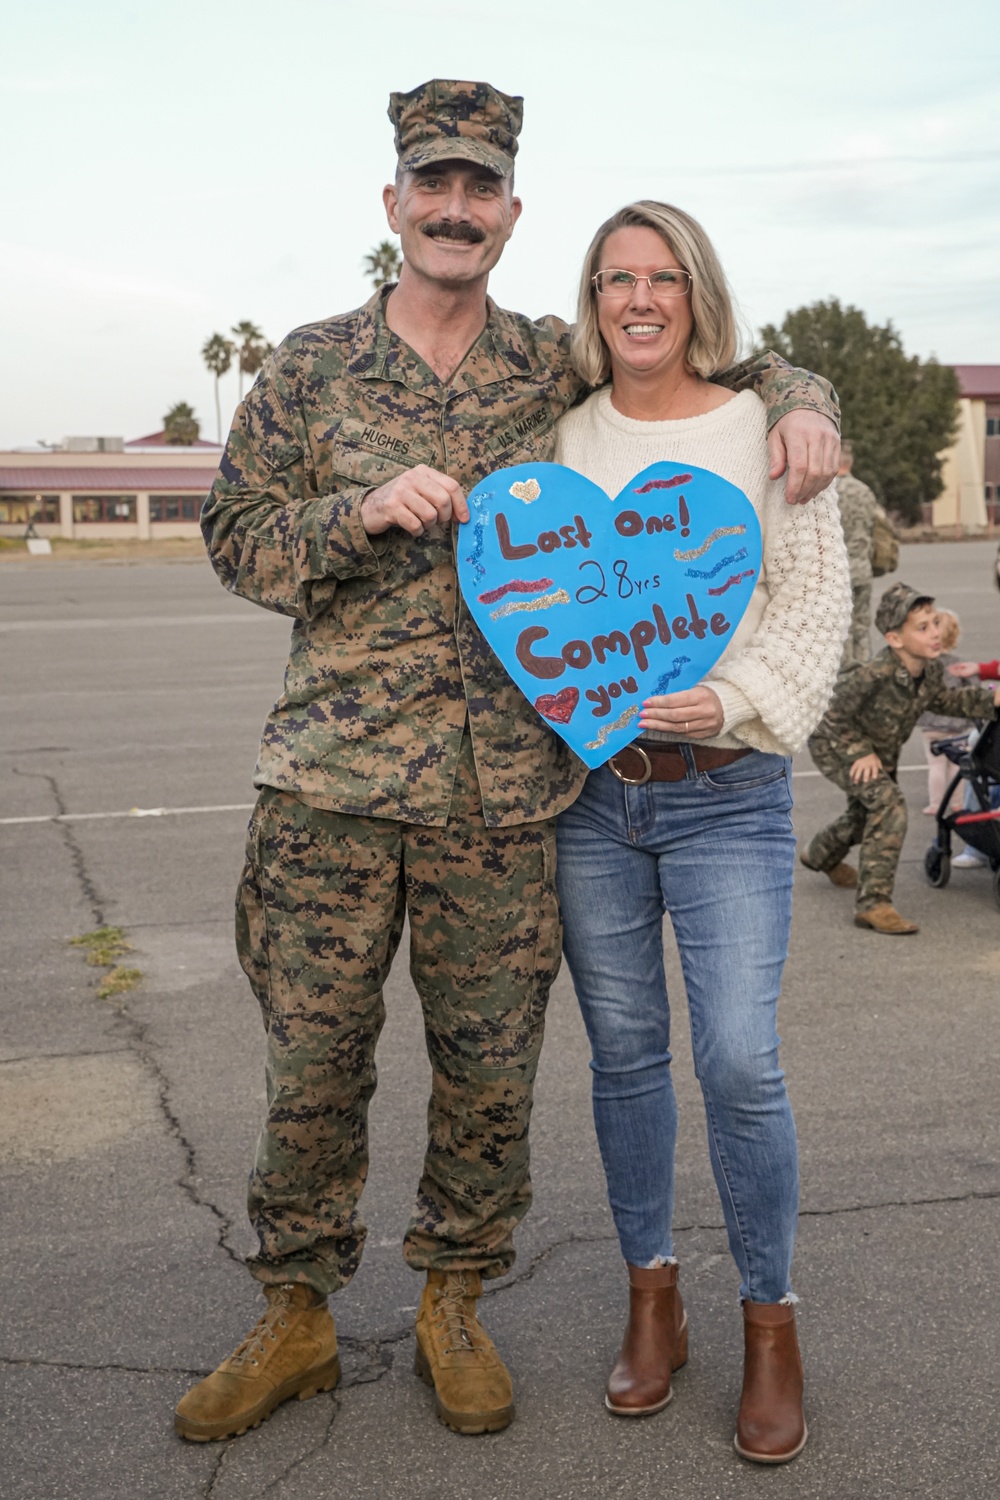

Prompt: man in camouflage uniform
[
  {"left": 175, "top": 78, "right": 843, "bottom": 1443},
  {"left": 802, "top": 582, "right": 999, "bottom": 935},
  {"left": 835, "top": 440, "right": 880, "bottom": 667}
]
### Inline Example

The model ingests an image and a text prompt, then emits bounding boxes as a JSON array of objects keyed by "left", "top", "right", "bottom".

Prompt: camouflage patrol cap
[
  {"left": 388, "top": 79, "right": 523, "bottom": 178},
  {"left": 875, "top": 582, "right": 934, "bottom": 635}
]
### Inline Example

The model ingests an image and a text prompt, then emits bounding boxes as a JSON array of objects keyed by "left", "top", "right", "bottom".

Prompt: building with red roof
[
  {"left": 0, "top": 434, "right": 222, "bottom": 540},
  {"left": 934, "top": 366, "right": 1000, "bottom": 530}
]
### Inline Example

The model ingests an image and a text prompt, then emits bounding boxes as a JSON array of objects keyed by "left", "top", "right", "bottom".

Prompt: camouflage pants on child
[
  {"left": 235, "top": 739, "right": 561, "bottom": 1296},
  {"left": 804, "top": 740, "right": 907, "bottom": 910}
]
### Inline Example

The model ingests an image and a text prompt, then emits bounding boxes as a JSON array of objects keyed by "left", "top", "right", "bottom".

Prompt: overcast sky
[{"left": 2, "top": 0, "right": 998, "bottom": 448}]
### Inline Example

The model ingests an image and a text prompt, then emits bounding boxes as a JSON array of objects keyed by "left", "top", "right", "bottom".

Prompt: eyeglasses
[{"left": 592, "top": 268, "right": 692, "bottom": 298}]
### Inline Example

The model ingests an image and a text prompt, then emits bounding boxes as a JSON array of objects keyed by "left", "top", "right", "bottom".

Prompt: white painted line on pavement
[
  {"left": 0, "top": 803, "right": 255, "bottom": 827},
  {"left": 0, "top": 767, "right": 930, "bottom": 827},
  {"left": 792, "top": 764, "right": 926, "bottom": 778}
]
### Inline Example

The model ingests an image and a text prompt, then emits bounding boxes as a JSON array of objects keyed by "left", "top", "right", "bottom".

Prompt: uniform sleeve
[
  {"left": 706, "top": 484, "right": 852, "bottom": 751},
  {"left": 201, "top": 361, "right": 383, "bottom": 620},
  {"left": 926, "top": 681, "right": 997, "bottom": 721},
  {"left": 812, "top": 665, "right": 884, "bottom": 763},
  {"left": 714, "top": 351, "right": 840, "bottom": 433}
]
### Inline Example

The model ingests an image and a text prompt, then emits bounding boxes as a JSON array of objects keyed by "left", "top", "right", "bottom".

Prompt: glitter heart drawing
[{"left": 458, "top": 461, "right": 762, "bottom": 769}]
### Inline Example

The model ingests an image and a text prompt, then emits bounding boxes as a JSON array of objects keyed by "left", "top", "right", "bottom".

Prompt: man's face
[
  {"left": 887, "top": 604, "right": 942, "bottom": 663},
  {"left": 383, "top": 161, "right": 521, "bottom": 290}
]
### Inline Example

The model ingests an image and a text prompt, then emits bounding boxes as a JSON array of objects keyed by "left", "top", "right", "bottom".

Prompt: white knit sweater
[{"left": 554, "top": 388, "right": 851, "bottom": 755}]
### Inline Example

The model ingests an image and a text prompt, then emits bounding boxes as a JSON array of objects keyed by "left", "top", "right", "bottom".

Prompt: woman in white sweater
[{"left": 553, "top": 201, "right": 850, "bottom": 1463}]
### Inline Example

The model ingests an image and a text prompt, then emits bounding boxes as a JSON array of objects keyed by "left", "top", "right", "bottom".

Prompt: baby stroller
[{"left": 925, "top": 717, "right": 1000, "bottom": 909}]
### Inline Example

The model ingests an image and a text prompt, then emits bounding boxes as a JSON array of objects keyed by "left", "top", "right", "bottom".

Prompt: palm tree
[
  {"left": 163, "top": 402, "right": 200, "bottom": 445},
  {"left": 201, "top": 332, "right": 234, "bottom": 442},
  {"left": 231, "top": 321, "right": 273, "bottom": 400},
  {"left": 362, "top": 240, "right": 402, "bottom": 289}
]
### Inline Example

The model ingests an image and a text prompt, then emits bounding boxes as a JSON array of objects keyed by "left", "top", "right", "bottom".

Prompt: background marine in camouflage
[
  {"left": 834, "top": 440, "right": 881, "bottom": 667},
  {"left": 177, "top": 76, "right": 843, "bottom": 1444}
]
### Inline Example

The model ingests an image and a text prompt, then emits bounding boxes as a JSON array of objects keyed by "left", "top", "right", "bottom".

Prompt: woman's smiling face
[{"left": 595, "top": 225, "right": 694, "bottom": 385}]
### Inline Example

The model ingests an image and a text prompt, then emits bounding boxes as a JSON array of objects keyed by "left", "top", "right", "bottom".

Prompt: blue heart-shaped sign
[{"left": 459, "top": 460, "right": 762, "bottom": 769}]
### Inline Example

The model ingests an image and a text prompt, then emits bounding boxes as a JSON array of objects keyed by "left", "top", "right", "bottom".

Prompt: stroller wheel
[{"left": 924, "top": 844, "right": 950, "bottom": 888}]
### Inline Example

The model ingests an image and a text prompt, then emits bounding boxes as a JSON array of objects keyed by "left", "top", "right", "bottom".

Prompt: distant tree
[
  {"left": 363, "top": 239, "right": 402, "bottom": 289},
  {"left": 163, "top": 401, "right": 200, "bottom": 445},
  {"left": 231, "top": 321, "right": 273, "bottom": 400},
  {"left": 758, "top": 299, "right": 959, "bottom": 524},
  {"left": 201, "top": 332, "right": 235, "bottom": 442}
]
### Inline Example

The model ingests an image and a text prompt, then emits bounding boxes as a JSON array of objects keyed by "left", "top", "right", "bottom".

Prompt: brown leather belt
[{"left": 608, "top": 742, "right": 752, "bottom": 785}]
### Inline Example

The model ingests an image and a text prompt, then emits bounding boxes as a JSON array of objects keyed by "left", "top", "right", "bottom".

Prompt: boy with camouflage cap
[{"left": 802, "top": 582, "right": 1000, "bottom": 933}]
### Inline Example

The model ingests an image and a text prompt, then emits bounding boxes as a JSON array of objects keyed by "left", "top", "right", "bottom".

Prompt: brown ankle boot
[
  {"left": 605, "top": 1262, "right": 689, "bottom": 1416},
  {"left": 734, "top": 1298, "right": 807, "bottom": 1463}
]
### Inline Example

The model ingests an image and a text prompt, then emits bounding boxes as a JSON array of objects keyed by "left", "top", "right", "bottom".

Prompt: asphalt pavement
[{"left": 1, "top": 542, "right": 998, "bottom": 1500}]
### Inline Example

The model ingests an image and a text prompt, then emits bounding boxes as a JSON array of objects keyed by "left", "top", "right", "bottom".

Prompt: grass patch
[
  {"left": 69, "top": 926, "right": 133, "bottom": 967},
  {"left": 69, "top": 927, "right": 144, "bottom": 999},
  {"left": 96, "top": 966, "right": 143, "bottom": 999}
]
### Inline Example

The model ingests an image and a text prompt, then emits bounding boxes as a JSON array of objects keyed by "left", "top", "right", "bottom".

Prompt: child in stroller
[{"left": 925, "top": 717, "right": 1000, "bottom": 907}]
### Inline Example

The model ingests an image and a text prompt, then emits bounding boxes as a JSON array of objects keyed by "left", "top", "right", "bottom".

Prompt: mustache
[{"left": 419, "top": 221, "right": 487, "bottom": 244}]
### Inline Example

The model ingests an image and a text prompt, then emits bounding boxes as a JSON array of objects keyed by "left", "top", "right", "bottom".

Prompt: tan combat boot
[
  {"left": 414, "top": 1269, "right": 514, "bottom": 1434},
  {"left": 854, "top": 903, "right": 919, "bottom": 935},
  {"left": 174, "top": 1283, "right": 340, "bottom": 1442},
  {"left": 799, "top": 852, "right": 857, "bottom": 888}
]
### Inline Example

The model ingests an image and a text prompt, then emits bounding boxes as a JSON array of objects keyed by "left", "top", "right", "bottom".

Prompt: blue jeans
[{"left": 556, "top": 748, "right": 799, "bottom": 1303}]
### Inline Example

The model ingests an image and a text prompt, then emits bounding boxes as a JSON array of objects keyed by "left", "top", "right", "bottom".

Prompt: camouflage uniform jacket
[
  {"left": 203, "top": 288, "right": 840, "bottom": 828},
  {"left": 809, "top": 647, "right": 996, "bottom": 772},
  {"left": 835, "top": 473, "right": 879, "bottom": 589}
]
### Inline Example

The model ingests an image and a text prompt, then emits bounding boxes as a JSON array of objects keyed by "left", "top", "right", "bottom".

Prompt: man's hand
[
  {"left": 768, "top": 411, "right": 840, "bottom": 506},
  {"left": 360, "top": 464, "right": 469, "bottom": 536},
  {"left": 849, "top": 752, "right": 882, "bottom": 784},
  {"left": 638, "top": 685, "right": 725, "bottom": 739}
]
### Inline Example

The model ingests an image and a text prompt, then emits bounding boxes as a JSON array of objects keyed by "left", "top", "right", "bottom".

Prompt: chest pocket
[{"left": 324, "top": 414, "right": 436, "bottom": 491}]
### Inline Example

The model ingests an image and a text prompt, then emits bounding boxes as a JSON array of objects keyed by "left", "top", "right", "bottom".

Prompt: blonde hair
[
  {"left": 936, "top": 608, "right": 961, "bottom": 652},
  {"left": 570, "top": 201, "right": 738, "bottom": 387}
]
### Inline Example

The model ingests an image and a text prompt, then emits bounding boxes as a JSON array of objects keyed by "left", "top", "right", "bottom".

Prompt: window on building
[
  {"left": 72, "top": 495, "right": 137, "bottom": 522},
  {"left": 0, "top": 494, "right": 60, "bottom": 524},
  {"left": 987, "top": 418, "right": 1000, "bottom": 437},
  {"left": 149, "top": 494, "right": 204, "bottom": 522}
]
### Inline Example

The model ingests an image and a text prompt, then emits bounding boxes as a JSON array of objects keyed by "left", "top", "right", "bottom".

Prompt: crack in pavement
[
  {"left": 12, "top": 767, "right": 104, "bottom": 924},
  {"left": 797, "top": 1186, "right": 1000, "bottom": 1217},
  {"left": 0, "top": 1355, "right": 205, "bottom": 1378},
  {"left": 203, "top": 1439, "right": 233, "bottom": 1499},
  {"left": 7, "top": 1176, "right": 995, "bottom": 1388},
  {"left": 0, "top": 1047, "right": 131, "bottom": 1066},
  {"left": 260, "top": 1397, "right": 340, "bottom": 1498},
  {"left": 21, "top": 763, "right": 244, "bottom": 1270}
]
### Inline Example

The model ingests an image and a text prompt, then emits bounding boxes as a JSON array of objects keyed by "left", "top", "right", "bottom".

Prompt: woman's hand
[
  {"left": 948, "top": 661, "right": 979, "bottom": 678},
  {"left": 639, "top": 685, "right": 725, "bottom": 739}
]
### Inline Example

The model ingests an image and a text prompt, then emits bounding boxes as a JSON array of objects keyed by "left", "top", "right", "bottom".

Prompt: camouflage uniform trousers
[
  {"left": 804, "top": 739, "right": 907, "bottom": 910},
  {"left": 235, "top": 736, "right": 561, "bottom": 1296},
  {"left": 840, "top": 582, "right": 873, "bottom": 669}
]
